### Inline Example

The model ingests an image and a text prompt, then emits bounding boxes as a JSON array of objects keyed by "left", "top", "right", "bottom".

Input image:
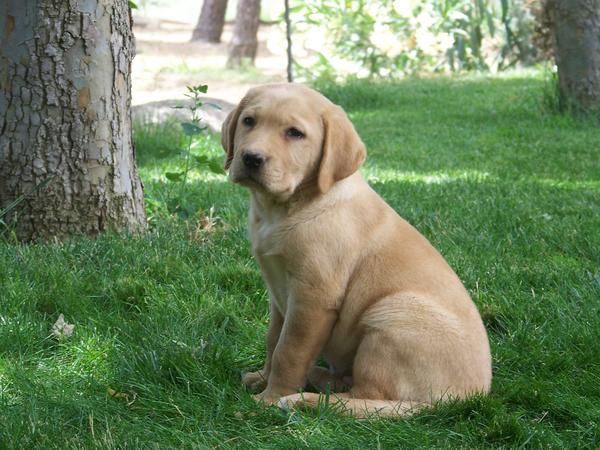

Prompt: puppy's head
[{"left": 222, "top": 83, "right": 366, "bottom": 200}]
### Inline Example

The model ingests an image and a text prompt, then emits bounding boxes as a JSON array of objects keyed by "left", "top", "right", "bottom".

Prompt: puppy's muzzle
[{"left": 242, "top": 151, "right": 265, "bottom": 170}]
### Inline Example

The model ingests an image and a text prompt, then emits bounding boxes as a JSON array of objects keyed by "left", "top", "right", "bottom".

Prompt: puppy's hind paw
[{"left": 277, "top": 393, "right": 305, "bottom": 411}]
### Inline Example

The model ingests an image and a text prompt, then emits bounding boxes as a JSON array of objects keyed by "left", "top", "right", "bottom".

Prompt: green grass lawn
[{"left": 1, "top": 73, "right": 599, "bottom": 448}]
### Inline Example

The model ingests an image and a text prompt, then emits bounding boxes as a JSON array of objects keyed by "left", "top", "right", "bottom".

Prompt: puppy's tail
[{"left": 278, "top": 392, "right": 429, "bottom": 418}]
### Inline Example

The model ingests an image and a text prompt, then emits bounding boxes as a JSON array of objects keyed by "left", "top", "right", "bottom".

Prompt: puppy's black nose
[{"left": 242, "top": 151, "right": 264, "bottom": 169}]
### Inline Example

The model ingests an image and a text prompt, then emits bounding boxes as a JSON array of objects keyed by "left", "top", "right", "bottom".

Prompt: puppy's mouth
[
  {"left": 230, "top": 167, "right": 294, "bottom": 200},
  {"left": 231, "top": 167, "right": 264, "bottom": 189}
]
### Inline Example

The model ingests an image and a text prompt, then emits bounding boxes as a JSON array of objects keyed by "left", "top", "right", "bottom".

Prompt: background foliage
[{"left": 292, "top": 0, "right": 543, "bottom": 80}]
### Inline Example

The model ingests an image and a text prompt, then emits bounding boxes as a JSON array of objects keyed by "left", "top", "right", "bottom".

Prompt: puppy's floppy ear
[
  {"left": 222, "top": 91, "right": 256, "bottom": 169},
  {"left": 221, "top": 103, "right": 243, "bottom": 170},
  {"left": 318, "top": 105, "right": 366, "bottom": 193}
]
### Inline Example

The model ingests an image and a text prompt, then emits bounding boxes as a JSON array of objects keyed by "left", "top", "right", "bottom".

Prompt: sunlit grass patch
[{"left": 365, "top": 168, "right": 493, "bottom": 185}]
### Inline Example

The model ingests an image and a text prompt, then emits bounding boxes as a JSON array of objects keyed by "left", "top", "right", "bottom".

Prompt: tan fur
[{"left": 222, "top": 83, "right": 492, "bottom": 418}]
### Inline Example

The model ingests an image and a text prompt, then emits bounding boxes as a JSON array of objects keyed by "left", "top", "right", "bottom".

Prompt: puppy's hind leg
[
  {"left": 280, "top": 329, "right": 431, "bottom": 418},
  {"left": 278, "top": 392, "right": 427, "bottom": 418},
  {"left": 307, "top": 366, "right": 352, "bottom": 393}
]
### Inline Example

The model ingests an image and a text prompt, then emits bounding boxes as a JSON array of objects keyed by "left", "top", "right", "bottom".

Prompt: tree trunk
[
  {"left": 0, "top": 0, "right": 146, "bottom": 241},
  {"left": 191, "top": 0, "right": 228, "bottom": 43},
  {"left": 284, "top": 0, "right": 293, "bottom": 82},
  {"left": 227, "top": 0, "right": 261, "bottom": 68},
  {"left": 545, "top": 0, "right": 600, "bottom": 116}
]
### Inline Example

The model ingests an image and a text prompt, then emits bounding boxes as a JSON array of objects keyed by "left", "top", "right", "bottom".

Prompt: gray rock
[{"left": 132, "top": 97, "right": 234, "bottom": 133}]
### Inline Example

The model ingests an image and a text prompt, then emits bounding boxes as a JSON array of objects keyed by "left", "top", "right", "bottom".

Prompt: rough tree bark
[
  {"left": 227, "top": 0, "right": 261, "bottom": 68},
  {"left": 0, "top": 0, "right": 146, "bottom": 241},
  {"left": 191, "top": 0, "right": 228, "bottom": 43},
  {"left": 545, "top": 0, "right": 600, "bottom": 116}
]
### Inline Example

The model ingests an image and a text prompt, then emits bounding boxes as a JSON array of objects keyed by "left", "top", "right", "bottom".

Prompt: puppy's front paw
[
  {"left": 241, "top": 370, "right": 267, "bottom": 392},
  {"left": 253, "top": 389, "right": 282, "bottom": 406}
]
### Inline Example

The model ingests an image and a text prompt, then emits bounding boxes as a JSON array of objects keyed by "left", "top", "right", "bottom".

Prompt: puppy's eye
[
  {"left": 286, "top": 127, "right": 305, "bottom": 139},
  {"left": 242, "top": 116, "right": 255, "bottom": 127}
]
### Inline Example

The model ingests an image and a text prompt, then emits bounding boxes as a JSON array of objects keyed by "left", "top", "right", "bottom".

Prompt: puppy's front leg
[
  {"left": 255, "top": 301, "right": 337, "bottom": 404},
  {"left": 242, "top": 301, "right": 283, "bottom": 392}
]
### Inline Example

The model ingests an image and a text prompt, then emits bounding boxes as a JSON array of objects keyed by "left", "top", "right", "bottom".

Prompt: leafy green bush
[{"left": 292, "top": 0, "right": 541, "bottom": 80}]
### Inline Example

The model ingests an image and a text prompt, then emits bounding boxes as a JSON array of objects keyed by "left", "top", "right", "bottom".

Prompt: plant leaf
[
  {"left": 181, "top": 122, "right": 204, "bottom": 136},
  {"left": 193, "top": 155, "right": 210, "bottom": 165},
  {"left": 165, "top": 171, "right": 185, "bottom": 182},
  {"left": 188, "top": 84, "right": 208, "bottom": 94},
  {"left": 208, "top": 160, "right": 226, "bottom": 175}
]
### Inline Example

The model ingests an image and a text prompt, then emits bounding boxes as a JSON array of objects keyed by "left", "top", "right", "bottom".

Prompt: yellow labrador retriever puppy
[{"left": 222, "top": 83, "right": 492, "bottom": 418}]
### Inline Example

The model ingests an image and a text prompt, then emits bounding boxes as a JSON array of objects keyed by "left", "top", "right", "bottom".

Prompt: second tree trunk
[
  {"left": 191, "top": 0, "right": 228, "bottom": 43},
  {"left": 227, "top": 0, "right": 261, "bottom": 67}
]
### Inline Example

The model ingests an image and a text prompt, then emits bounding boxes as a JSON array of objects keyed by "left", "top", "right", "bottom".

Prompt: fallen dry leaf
[
  {"left": 107, "top": 387, "right": 128, "bottom": 399},
  {"left": 50, "top": 313, "right": 75, "bottom": 339},
  {"left": 107, "top": 387, "right": 138, "bottom": 406},
  {"left": 187, "top": 207, "right": 221, "bottom": 243}
]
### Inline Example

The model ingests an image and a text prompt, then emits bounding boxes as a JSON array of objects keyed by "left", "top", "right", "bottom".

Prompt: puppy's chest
[
  {"left": 250, "top": 209, "right": 287, "bottom": 256},
  {"left": 250, "top": 216, "right": 292, "bottom": 315}
]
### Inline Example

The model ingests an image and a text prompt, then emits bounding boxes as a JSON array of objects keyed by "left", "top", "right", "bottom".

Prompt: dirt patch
[{"left": 131, "top": 17, "right": 292, "bottom": 128}]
